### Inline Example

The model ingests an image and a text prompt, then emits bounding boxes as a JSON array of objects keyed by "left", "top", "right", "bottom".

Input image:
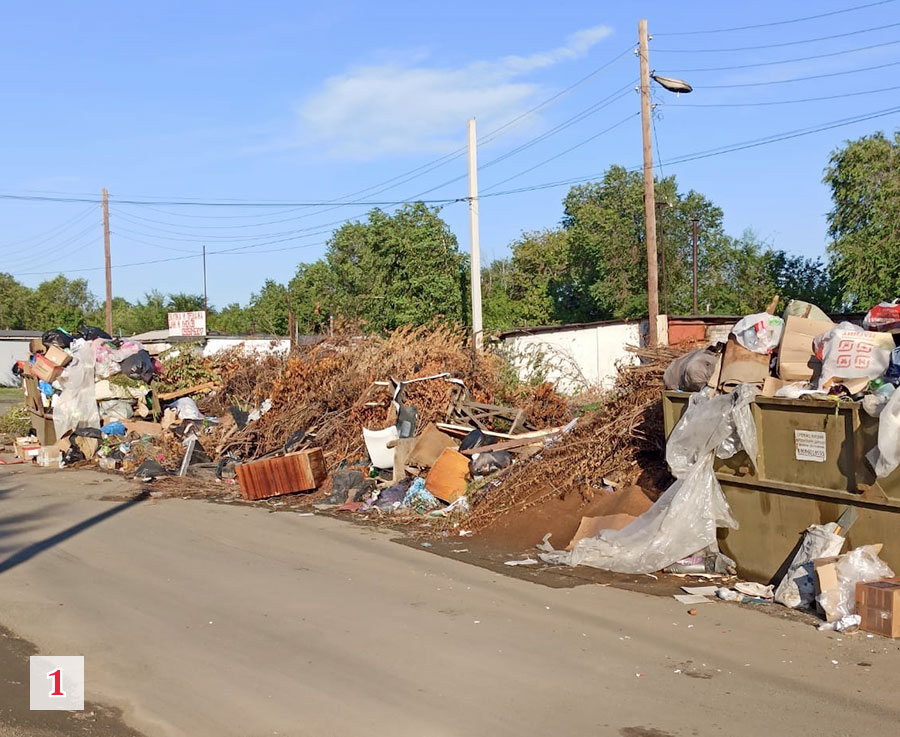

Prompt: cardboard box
[
  {"left": 122, "top": 420, "right": 164, "bottom": 437},
  {"left": 777, "top": 316, "right": 834, "bottom": 381},
  {"left": 761, "top": 377, "right": 789, "bottom": 398},
  {"left": 29, "top": 337, "right": 46, "bottom": 355},
  {"left": 856, "top": 578, "right": 900, "bottom": 638},
  {"left": 31, "top": 354, "right": 64, "bottom": 383},
  {"left": 14, "top": 437, "right": 41, "bottom": 461},
  {"left": 43, "top": 344, "right": 72, "bottom": 368}
]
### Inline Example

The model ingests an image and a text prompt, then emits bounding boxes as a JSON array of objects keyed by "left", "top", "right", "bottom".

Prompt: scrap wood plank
[
  {"left": 158, "top": 381, "right": 221, "bottom": 401},
  {"left": 436, "top": 422, "right": 563, "bottom": 441},
  {"left": 459, "top": 435, "right": 551, "bottom": 456}
]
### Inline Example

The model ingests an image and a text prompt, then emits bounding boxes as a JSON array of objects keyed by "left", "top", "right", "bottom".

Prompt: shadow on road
[{"left": 0, "top": 489, "right": 149, "bottom": 574}]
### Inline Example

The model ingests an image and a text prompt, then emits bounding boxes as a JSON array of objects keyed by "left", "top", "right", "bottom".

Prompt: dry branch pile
[
  {"left": 208, "top": 324, "right": 570, "bottom": 468},
  {"left": 463, "top": 345, "right": 691, "bottom": 533}
]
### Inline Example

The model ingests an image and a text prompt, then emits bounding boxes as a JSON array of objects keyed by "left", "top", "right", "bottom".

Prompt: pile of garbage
[{"left": 561, "top": 296, "right": 900, "bottom": 637}]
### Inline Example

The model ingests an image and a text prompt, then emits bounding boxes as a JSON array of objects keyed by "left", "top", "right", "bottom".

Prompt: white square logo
[{"left": 30, "top": 656, "right": 84, "bottom": 711}]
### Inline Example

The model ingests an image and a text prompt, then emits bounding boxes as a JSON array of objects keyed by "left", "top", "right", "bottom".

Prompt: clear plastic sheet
[
  {"left": 53, "top": 339, "right": 100, "bottom": 438},
  {"left": 540, "top": 386, "right": 757, "bottom": 574},
  {"left": 816, "top": 545, "right": 894, "bottom": 620},
  {"left": 868, "top": 386, "right": 900, "bottom": 478},
  {"left": 773, "top": 522, "right": 845, "bottom": 609}
]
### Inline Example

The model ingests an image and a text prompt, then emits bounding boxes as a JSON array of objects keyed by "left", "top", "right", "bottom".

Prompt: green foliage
[
  {"left": 289, "top": 202, "right": 465, "bottom": 333},
  {"left": 0, "top": 404, "right": 30, "bottom": 438},
  {"left": 155, "top": 344, "right": 220, "bottom": 391},
  {"left": 824, "top": 130, "right": 900, "bottom": 309}
]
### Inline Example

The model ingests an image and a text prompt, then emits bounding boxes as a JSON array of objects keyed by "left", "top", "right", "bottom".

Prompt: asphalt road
[{"left": 1, "top": 464, "right": 899, "bottom": 737}]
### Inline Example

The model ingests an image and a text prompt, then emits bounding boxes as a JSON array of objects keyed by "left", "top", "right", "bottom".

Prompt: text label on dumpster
[{"left": 794, "top": 430, "right": 826, "bottom": 463}]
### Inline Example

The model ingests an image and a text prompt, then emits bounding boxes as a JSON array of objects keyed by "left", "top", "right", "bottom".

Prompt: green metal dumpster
[{"left": 663, "top": 391, "right": 900, "bottom": 582}]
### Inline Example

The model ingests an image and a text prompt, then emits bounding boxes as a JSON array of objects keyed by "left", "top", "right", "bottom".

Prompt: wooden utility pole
[
  {"left": 467, "top": 118, "right": 484, "bottom": 350},
  {"left": 691, "top": 218, "right": 699, "bottom": 314},
  {"left": 638, "top": 19, "right": 659, "bottom": 347},
  {"left": 102, "top": 188, "right": 112, "bottom": 335}
]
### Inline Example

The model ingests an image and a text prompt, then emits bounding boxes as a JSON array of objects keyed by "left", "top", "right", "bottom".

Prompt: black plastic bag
[
  {"left": 120, "top": 349, "right": 156, "bottom": 383},
  {"left": 42, "top": 328, "right": 73, "bottom": 349},
  {"left": 62, "top": 444, "right": 86, "bottom": 465},
  {"left": 76, "top": 325, "right": 112, "bottom": 341}
]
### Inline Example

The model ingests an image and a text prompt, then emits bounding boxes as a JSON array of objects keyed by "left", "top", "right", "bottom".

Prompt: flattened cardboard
[
  {"left": 777, "top": 315, "right": 834, "bottom": 381},
  {"left": 718, "top": 335, "right": 770, "bottom": 389},
  {"left": 407, "top": 423, "right": 459, "bottom": 469},
  {"left": 565, "top": 513, "right": 636, "bottom": 551},
  {"left": 424, "top": 448, "right": 469, "bottom": 503}
]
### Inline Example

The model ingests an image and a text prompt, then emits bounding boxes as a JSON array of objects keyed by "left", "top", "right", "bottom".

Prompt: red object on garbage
[{"left": 864, "top": 301, "right": 900, "bottom": 331}]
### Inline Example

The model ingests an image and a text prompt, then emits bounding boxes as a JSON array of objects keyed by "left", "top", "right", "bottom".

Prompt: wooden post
[
  {"left": 691, "top": 218, "right": 699, "bottom": 314},
  {"left": 638, "top": 19, "right": 659, "bottom": 347},
  {"left": 102, "top": 188, "right": 112, "bottom": 335},
  {"left": 467, "top": 118, "right": 484, "bottom": 350}
]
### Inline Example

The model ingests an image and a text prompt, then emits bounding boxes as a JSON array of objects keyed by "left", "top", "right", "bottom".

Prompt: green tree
[
  {"left": 296, "top": 202, "right": 465, "bottom": 332},
  {"left": 25, "top": 276, "right": 96, "bottom": 331},
  {"left": 166, "top": 293, "right": 206, "bottom": 312},
  {"left": 824, "top": 130, "right": 900, "bottom": 309},
  {"left": 0, "top": 273, "right": 29, "bottom": 329},
  {"left": 288, "top": 260, "right": 337, "bottom": 334},
  {"left": 247, "top": 280, "right": 290, "bottom": 335}
]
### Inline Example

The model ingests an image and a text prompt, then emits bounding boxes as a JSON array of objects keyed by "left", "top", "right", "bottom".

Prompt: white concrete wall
[
  {"left": 200, "top": 338, "right": 291, "bottom": 357},
  {"left": 0, "top": 340, "right": 29, "bottom": 386},
  {"left": 502, "top": 321, "right": 648, "bottom": 393}
]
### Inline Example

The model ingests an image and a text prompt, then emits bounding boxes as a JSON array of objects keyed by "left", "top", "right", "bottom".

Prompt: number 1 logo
[{"left": 48, "top": 669, "right": 65, "bottom": 697}]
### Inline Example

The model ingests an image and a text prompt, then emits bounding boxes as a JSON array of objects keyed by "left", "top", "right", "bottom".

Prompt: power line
[
  {"left": 0, "top": 205, "right": 97, "bottom": 252},
  {"left": 662, "top": 38, "right": 900, "bottom": 73},
  {"left": 481, "top": 112, "right": 638, "bottom": 193},
  {"left": 477, "top": 104, "right": 900, "bottom": 198},
  {"left": 0, "top": 193, "right": 466, "bottom": 207},
  {"left": 655, "top": 0, "right": 898, "bottom": 36},
  {"left": 664, "top": 83, "right": 900, "bottom": 107},
  {"left": 654, "top": 21, "right": 900, "bottom": 52},
  {"left": 701, "top": 58, "right": 900, "bottom": 88}
]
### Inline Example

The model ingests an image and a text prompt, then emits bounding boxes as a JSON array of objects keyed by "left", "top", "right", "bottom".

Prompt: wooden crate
[{"left": 235, "top": 449, "right": 327, "bottom": 501}]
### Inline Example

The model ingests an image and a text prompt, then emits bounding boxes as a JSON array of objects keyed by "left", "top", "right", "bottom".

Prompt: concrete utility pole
[
  {"left": 202, "top": 245, "right": 208, "bottom": 313},
  {"left": 691, "top": 218, "right": 700, "bottom": 314},
  {"left": 467, "top": 118, "right": 484, "bottom": 350},
  {"left": 638, "top": 19, "right": 659, "bottom": 347},
  {"left": 102, "top": 188, "right": 112, "bottom": 335}
]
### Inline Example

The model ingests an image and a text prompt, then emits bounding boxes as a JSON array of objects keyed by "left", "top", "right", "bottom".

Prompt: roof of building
[{"left": 0, "top": 329, "right": 42, "bottom": 339}]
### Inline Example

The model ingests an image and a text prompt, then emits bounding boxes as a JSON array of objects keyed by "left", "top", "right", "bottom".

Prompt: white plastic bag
[
  {"left": 171, "top": 397, "right": 203, "bottom": 420},
  {"left": 731, "top": 313, "right": 784, "bottom": 354},
  {"left": 816, "top": 545, "right": 894, "bottom": 621},
  {"left": 867, "top": 386, "right": 900, "bottom": 477},
  {"left": 540, "top": 386, "right": 756, "bottom": 574},
  {"left": 773, "top": 523, "right": 845, "bottom": 609},
  {"left": 53, "top": 339, "right": 100, "bottom": 438},
  {"left": 813, "top": 321, "right": 892, "bottom": 387}
]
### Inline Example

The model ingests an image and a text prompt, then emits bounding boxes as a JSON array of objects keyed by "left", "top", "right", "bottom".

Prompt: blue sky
[{"left": 2, "top": 0, "right": 899, "bottom": 309}]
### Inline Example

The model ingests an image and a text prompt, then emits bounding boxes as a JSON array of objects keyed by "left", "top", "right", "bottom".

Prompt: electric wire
[
  {"left": 663, "top": 83, "right": 900, "bottom": 107},
  {"left": 701, "top": 58, "right": 900, "bottom": 88},
  {"left": 662, "top": 38, "right": 900, "bottom": 73},
  {"left": 654, "top": 21, "right": 900, "bottom": 52},
  {"left": 655, "top": 0, "right": 898, "bottom": 36}
]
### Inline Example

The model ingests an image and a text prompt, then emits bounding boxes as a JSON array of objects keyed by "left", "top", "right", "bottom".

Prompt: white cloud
[{"left": 297, "top": 25, "right": 613, "bottom": 160}]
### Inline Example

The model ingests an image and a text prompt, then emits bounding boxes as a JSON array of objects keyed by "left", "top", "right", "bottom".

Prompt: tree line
[{"left": 2, "top": 131, "right": 897, "bottom": 336}]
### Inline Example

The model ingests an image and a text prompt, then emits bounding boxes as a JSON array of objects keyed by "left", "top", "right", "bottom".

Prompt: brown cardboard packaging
[
  {"left": 31, "top": 354, "right": 64, "bottom": 383},
  {"left": 856, "top": 578, "right": 900, "bottom": 638},
  {"left": 814, "top": 557, "right": 841, "bottom": 621},
  {"left": 776, "top": 316, "right": 834, "bottom": 381},
  {"left": 718, "top": 335, "right": 770, "bottom": 390},
  {"left": 29, "top": 337, "right": 45, "bottom": 354},
  {"left": 424, "top": 448, "right": 470, "bottom": 503},
  {"left": 43, "top": 345, "right": 72, "bottom": 368}
]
